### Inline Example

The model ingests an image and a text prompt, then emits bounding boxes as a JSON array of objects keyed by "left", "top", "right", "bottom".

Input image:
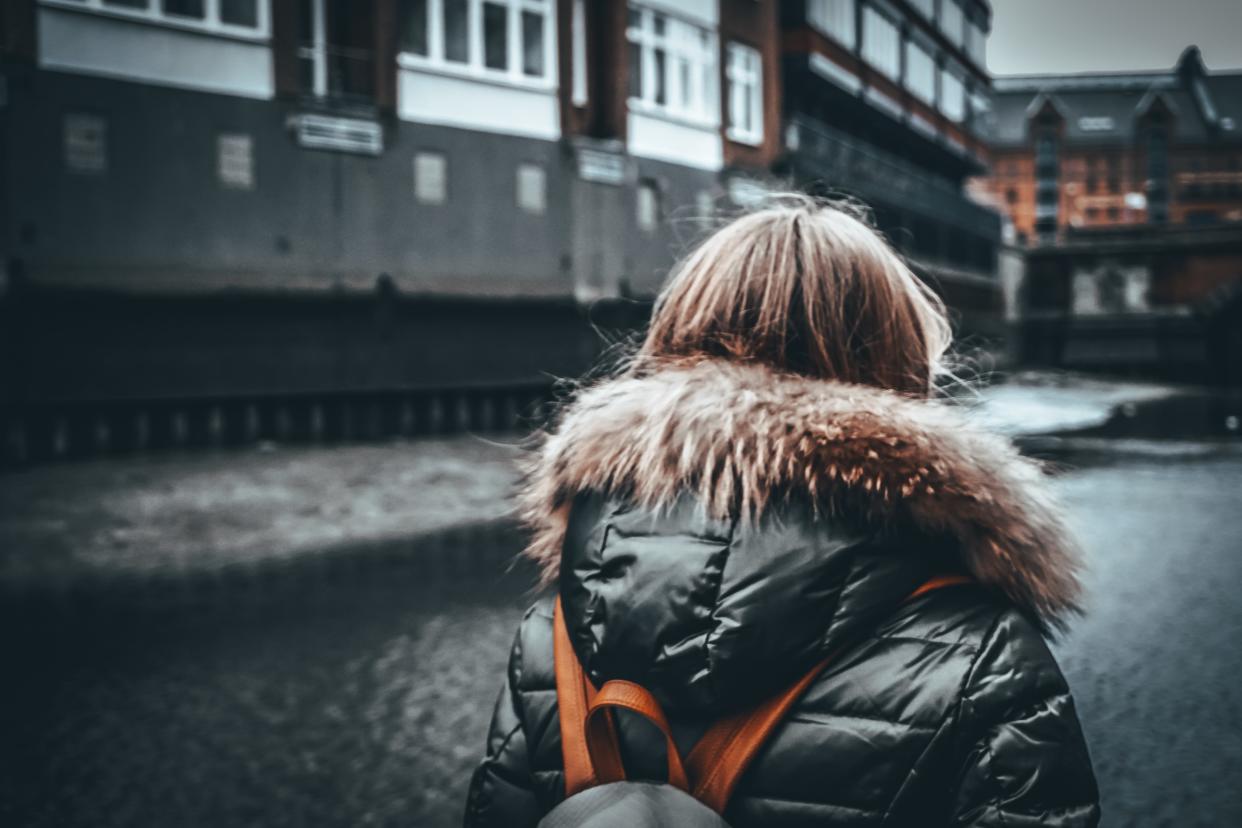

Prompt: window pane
[
  {"left": 162, "top": 0, "right": 204, "bottom": 20},
  {"left": 483, "top": 2, "right": 507, "bottom": 70},
  {"left": 220, "top": 0, "right": 258, "bottom": 27},
  {"left": 324, "top": 0, "right": 375, "bottom": 100},
  {"left": 732, "top": 74, "right": 751, "bottom": 133},
  {"left": 653, "top": 48, "right": 666, "bottom": 106},
  {"left": 808, "top": 0, "right": 855, "bottom": 50},
  {"left": 940, "top": 69, "right": 965, "bottom": 122},
  {"left": 298, "top": 55, "right": 316, "bottom": 92},
  {"left": 939, "top": 0, "right": 963, "bottom": 46},
  {"left": 571, "top": 0, "right": 587, "bottom": 103},
  {"left": 966, "top": 21, "right": 986, "bottom": 64},
  {"left": 637, "top": 180, "right": 660, "bottom": 231},
  {"left": 727, "top": 42, "right": 762, "bottom": 141},
  {"left": 677, "top": 56, "right": 691, "bottom": 109},
  {"left": 401, "top": 0, "right": 429, "bottom": 55},
  {"left": 628, "top": 40, "right": 643, "bottom": 100},
  {"left": 522, "top": 10, "right": 545, "bottom": 77},
  {"left": 702, "top": 61, "right": 714, "bottom": 117},
  {"left": 103, "top": 0, "right": 148, "bottom": 8},
  {"left": 862, "top": 8, "right": 899, "bottom": 80},
  {"left": 444, "top": 0, "right": 469, "bottom": 63},
  {"left": 904, "top": 40, "right": 935, "bottom": 104},
  {"left": 298, "top": 0, "right": 314, "bottom": 43}
]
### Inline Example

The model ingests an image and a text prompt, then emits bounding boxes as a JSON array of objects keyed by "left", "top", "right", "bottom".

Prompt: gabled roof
[{"left": 989, "top": 46, "right": 1242, "bottom": 148}]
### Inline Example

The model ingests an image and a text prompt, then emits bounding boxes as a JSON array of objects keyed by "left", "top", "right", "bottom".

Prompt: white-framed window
[
  {"left": 413, "top": 151, "right": 448, "bottom": 204},
  {"left": 516, "top": 162, "right": 546, "bottom": 214},
  {"left": 626, "top": 5, "right": 719, "bottom": 126},
  {"left": 64, "top": 113, "right": 107, "bottom": 174},
  {"left": 938, "top": 0, "right": 963, "bottom": 47},
  {"left": 965, "top": 19, "right": 986, "bottom": 65},
  {"left": 940, "top": 66, "right": 965, "bottom": 123},
  {"left": 637, "top": 178, "right": 661, "bottom": 231},
  {"left": 399, "top": 0, "right": 555, "bottom": 87},
  {"left": 217, "top": 133, "right": 255, "bottom": 190},
  {"left": 907, "top": 0, "right": 934, "bottom": 20},
  {"left": 807, "top": 0, "right": 855, "bottom": 50},
  {"left": 571, "top": 0, "right": 587, "bottom": 106},
  {"left": 41, "top": 0, "right": 269, "bottom": 39},
  {"left": 904, "top": 38, "right": 935, "bottom": 105},
  {"left": 726, "top": 41, "right": 763, "bottom": 145},
  {"left": 861, "top": 6, "right": 899, "bottom": 81}
]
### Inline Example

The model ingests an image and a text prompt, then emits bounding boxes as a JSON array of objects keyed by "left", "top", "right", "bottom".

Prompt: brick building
[
  {"left": 979, "top": 46, "right": 1242, "bottom": 243},
  {"left": 972, "top": 47, "right": 1242, "bottom": 379}
]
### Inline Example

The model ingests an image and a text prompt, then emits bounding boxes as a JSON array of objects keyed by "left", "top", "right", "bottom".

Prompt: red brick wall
[
  {"left": 980, "top": 142, "right": 1242, "bottom": 242},
  {"left": 719, "top": 0, "right": 782, "bottom": 170}
]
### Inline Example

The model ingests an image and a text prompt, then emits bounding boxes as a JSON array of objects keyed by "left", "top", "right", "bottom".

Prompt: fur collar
[{"left": 519, "top": 358, "right": 1082, "bottom": 630}]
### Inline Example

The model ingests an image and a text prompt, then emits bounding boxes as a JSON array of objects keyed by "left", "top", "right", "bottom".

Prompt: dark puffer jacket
[{"left": 465, "top": 359, "right": 1100, "bottom": 827}]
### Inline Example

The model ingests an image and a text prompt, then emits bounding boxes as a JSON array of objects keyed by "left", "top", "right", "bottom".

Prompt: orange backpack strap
[
  {"left": 686, "top": 572, "right": 974, "bottom": 814},
  {"left": 685, "top": 655, "right": 833, "bottom": 812},
  {"left": 554, "top": 595, "right": 599, "bottom": 797},
  {"left": 586, "top": 680, "right": 691, "bottom": 791},
  {"left": 555, "top": 598, "right": 692, "bottom": 794},
  {"left": 553, "top": 574, "right": 973, "bottom": 811}
]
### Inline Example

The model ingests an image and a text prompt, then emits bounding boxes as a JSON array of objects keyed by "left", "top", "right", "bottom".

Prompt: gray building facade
[{"left": 1, "top": 0, "right": 1004, "bottom": 462}]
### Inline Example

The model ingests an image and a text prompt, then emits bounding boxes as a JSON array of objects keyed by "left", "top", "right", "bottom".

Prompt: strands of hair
[{"left": 638, "top": 193, "right": 954, "bottom": 397}]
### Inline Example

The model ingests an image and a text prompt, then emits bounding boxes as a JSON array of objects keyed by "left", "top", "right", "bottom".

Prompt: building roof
[{"left": 989, "top": 47, "right": 1242, "bottom": 148}]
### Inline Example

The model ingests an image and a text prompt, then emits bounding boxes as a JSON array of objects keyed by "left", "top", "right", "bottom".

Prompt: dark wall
[
  {"left": 4, "top": 65, "right": 576, "bottom": 297},
  {"left": 3, "top": 63, "right": 722, "bottom": 301},
  {"left": 0, "top": 62, "right": 720, "bottom": 408},
  {"left": 627, "top": 156, "right": 719, "bottom": 297},
  {"left": 0, "top": 286, "right": 652, "bottom": 405}
]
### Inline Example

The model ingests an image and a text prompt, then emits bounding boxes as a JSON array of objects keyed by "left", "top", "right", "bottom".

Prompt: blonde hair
[{"left": 638, "top": 195, "right": 952, "bottom": 396}]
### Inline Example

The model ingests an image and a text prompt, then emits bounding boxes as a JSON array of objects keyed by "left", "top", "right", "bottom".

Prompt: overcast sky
[{"left": 987, "top": 0, "right": 1242, "bottom": 76}]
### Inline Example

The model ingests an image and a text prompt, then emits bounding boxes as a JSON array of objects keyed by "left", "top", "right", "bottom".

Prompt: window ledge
[
  {"left": 726, "top": 127, "right": 764, "bottom": 147},
  {"left": 397, "top": 52, "right": 556, "bottom": 94},
  {"left": 627, "top": 98, "right": 720, "bottom": 132},
  {"left": 40, "top": 0, "right": 270, "bottom": 43}
]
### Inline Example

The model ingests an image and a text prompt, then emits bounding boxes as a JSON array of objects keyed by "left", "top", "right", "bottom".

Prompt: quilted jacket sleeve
[
  {"left": 462, "top": 626, "right": 542, "bottom": 828},
  {"left": 950, "top": 610, "right": 1101, "bottom": 827}
]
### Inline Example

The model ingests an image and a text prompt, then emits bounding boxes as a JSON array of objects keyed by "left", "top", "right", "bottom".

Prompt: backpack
[{"left": 539, "top": 575, "right": 972, "bottom": 826}]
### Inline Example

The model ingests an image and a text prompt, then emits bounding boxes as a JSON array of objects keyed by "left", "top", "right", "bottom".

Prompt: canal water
[{"left": 2, "top": 418, "right": 1241, "bottom": 825}]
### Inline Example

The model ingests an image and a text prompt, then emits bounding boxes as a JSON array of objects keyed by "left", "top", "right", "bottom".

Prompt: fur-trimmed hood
[{"left": 520, "top": 358, "right": 1082, "bottom": 630}]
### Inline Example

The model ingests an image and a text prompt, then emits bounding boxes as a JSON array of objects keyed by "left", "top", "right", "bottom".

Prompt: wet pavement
[
  {"left": 1053, "top": 449, "right": 1242, "bottom": 827},
  {"left": 0, "top": 559, "right": 543, "bottom": 828}
]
